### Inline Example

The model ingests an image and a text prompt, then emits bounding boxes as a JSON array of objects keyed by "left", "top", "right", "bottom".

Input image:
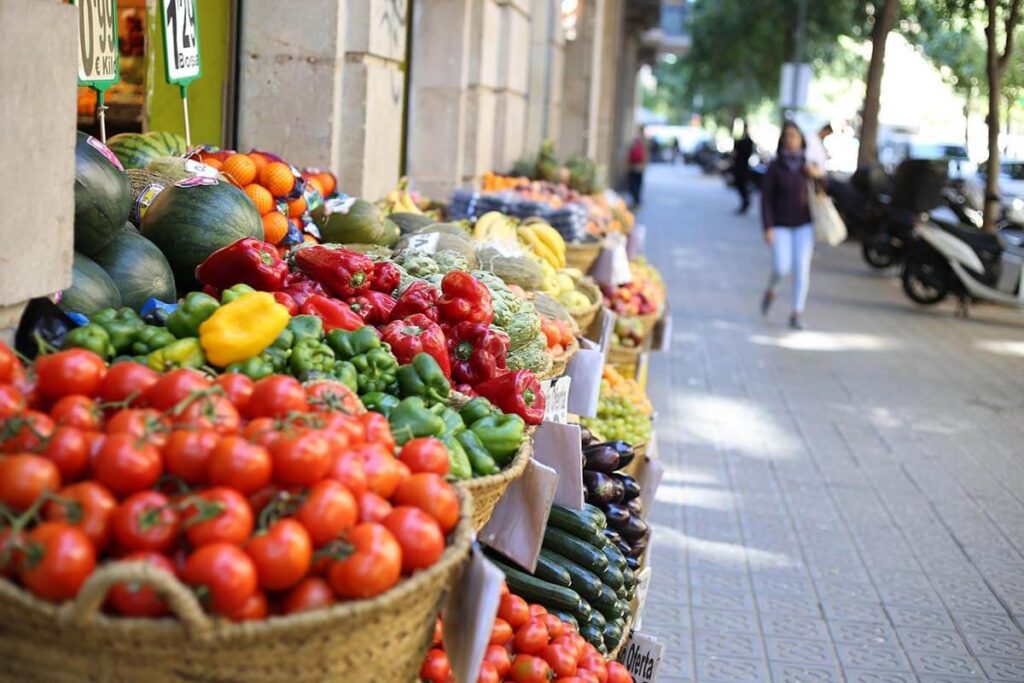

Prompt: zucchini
[
  {"left": 590, "top": 608, "right": 607, "bottom": 630},
  {"left": 543, "top": 549, "right": 604, "bottom": 602},
  {"left": 584, "top": 503, "right": 609, "bottom": 527},
  {"left": 604, "top": 620, "right": 624, "bottom": 650},
  {"left": 593, "top": 584, "right": 623, "bottom": 620},
  {"left": 598, "top": 561, "right": 624, "bottom": 591},
  {"left": 488, "top": 556, "right": 583, "bottom": 613},
  {"left": 547, "top": 609, "right": 579, "bottom": 631},
  {"left": 578, "top": 623, "right": 605, "bottom": 650},
  {"left": 571, "top": 598, "right": 593, "bottom": 625},
  {"left": 535, "top": 549, "right": 573, "bottom": 587},
  {"left": 542, "top": 527, "right": 609, "bottom": 571},
  {"left": 621, "top": 566, "right": 636, "bottom": 589},
  {"left": 549, "top": 504, "right": 605, "bottom": 539},
  {"left": 602, "top": 544, "right": 629, "bottom": 572}
]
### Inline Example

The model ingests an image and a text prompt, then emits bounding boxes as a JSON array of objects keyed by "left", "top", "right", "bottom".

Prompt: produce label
[
  {"left": 86, "top": 135, "right": 123, "bottom": 171},
  {"left": 566, "top": 349, "right": 602, "bottom": 418},
  {"left": 442, "top": 548, "right": 504, "bottom": 683},
  {"left": 73, "top": 0, "right": 119, "bottom": 89},
  {"left": 532, "top": 422, "right": 584, "bottom": 510},
  {"left": 479, "top": 458, "right": 558, "bottom": 572},
  {"left": 404, "top": 232, "right": 442, "bottom": 254},
  {"left": 132, "top": 183, "right": 166, "bottom": 224},
  {"left": 160, "top": 0, "right": 201, "bottom": 86},
  {"left": 183, "top": 159, "right": 219, "bottom": 178},
  {"left": 323, "top": 196, "right": 356, "bottom": 215},
  {"left": 617, "top": 631, "right": 664, "bottom": 683},
  {"left": 591, "top": 233, "right": 633, "bottom": 288},
  {"left": 540, "top": 376, "right": 570, "bottom": 423},
  {"left": 175, "top": 176, "right": 218, "bottom": 188},
  {"left": 627, "top": 223, "right": 647, "bottom": 259}
]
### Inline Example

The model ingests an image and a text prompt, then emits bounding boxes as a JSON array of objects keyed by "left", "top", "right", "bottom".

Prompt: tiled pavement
[{"left": 638, "top": 164, "right": 1024, "bottom": 682}]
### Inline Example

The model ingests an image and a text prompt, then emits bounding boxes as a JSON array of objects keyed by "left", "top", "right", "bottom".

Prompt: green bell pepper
[
  {"left": 329, "top": 360, "right": 359, "bottom": 393},
  {"left": 287, "top": 315, "right": 324, "bottom": 345},
  {"left": 226, "top": 355, "right": 275, "bottom": 380},
  {"left": 432, "top": 404, "right": 465, "bottom": 438},
  {"left": 165, "top": 292, "right": 220, "bottom": 339},
  {"left": 131, "top": 326, "right": 177, "bottom": 356},
  {"left": 388, "top": 397, "right": 445, "bottom": 446},
  {"left": 288, "top": 338, "right": 336, "bottom": 381},
  {"left": 470, "top": 414, "right": 525, "bottom": 465},
  {"left": 326, "top": 326, "right": 381, "bottom": 359},
  {"left": 262, "top": 346, "right": 291, "bottom": 373},
  {"left": 459, "top": 397, "right": 497, "bottom": 426},
  {"left": 220, "top": 283, "right": 257, "bottom": 305},
  {"left": 62, "top": 324, "right": 115, "bottom": 358},
  {"left": 272, "top": 328, "right": 295, "bottom": 351},
  {"left": 395, "top": 353, "right": 450, "bottom": 404},
  {"left": 361, "top": 392, "right": 401, "bottom": 418},
  {"left": 92, "top": 307, "right": 145, "bottom": 354},
  {"left": 457, "top": 429, "right": 500, "bottom": 476},
  {"left": 443, "top": 434, "right": 473, "bottom": 480},
  {"left": 146, "top": 337, "right": 205, "bottom": 371},
  {"left": 352, "top": 348, "right": 399, "bottom": 395}
]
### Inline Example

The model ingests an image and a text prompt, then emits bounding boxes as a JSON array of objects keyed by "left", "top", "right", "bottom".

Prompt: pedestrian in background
[
  {"left": 732, "top": 122, "right": 754, "bottom": 214},
  {"left": 627, "top": 126, "right": 648, "bottom": 208},
  {"left": 760, "top": 121, "right": 825, "bottom": 330},
  {"left": 805, "top": 122, "right": 832, "bottom": 172}
]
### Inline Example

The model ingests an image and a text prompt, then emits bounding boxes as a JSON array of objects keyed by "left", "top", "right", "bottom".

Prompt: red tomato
[
  {"left": 183, "top": 542, "right": 258, "bottom": 614},
  {"left": 19, "top": 522, "right": 96, "bottom": 602},
  {"left": 0, "top": 453, "right": 60, "bottom": 511},
  {"left": 242, "top": 416, "right": 284, "bottom": 451},
  {"left": 270, "top": 429, "right": 331, "bottom": 487},
  {"left": 552, "top": 634, "right": 585, "bottom": 660},
  {"left": 304, "top": 380, "right": 363, "bottom": 415},
  {"left": 282, "top": 576, "right": 335, "bottom": 614},
  {"left": 529, "top": 603, "right": 549, "bottom": 617},
  {"left": 356, "top": 491, "right": 392, "bottom": 523},
  {"left": 398, "top": 437, "right": 450, "bottom": 476},
  {"left": 173, "top": 394, "right": 241, "bottom": 434},
  {"left": 358, "top": 443, "right": 403, "bottom": 498},
  {"left": 40, "top": 425, "right": 90, "bottom": 482},
  {"left": 49, "top": 395, "right": 100, "bottom": 431},
  {"left": 499, "top": 593, "right": 531, "bottom": 629},
  {"left": 484, "top": 644, "right": 513, "bottom": 677},
  {"left": 328, "top": 413, "right": 365, "bottom": 447},
  {"left": 105, "top": 408, "right": 170, "bottom": 449},
  {"left": 393, "top": 473, "right": 460, "bottom": 533},
  {"left": 35, "top": 349, "right": 106, "bottom": 402},
  {"left": 44, "top": 481, "right": 116, "bottom": 550},
  {"left": 515, "top": 617, "right": 551, "bottom": 655},
  {"left": 509, "top": 654, "right": 553, "bottom": 683},
  {"left": 0, "top": 527, "right": 24, "bottom": 577},
  {"left": 541, "top": 644, "right": 578, "bottom": 677},
  {"left": 420, "top": 648, "right": 451, "bottom": 683},
  {"left": 544, "top": 613, "right": 566, "bottom": 640},
  {"left": 0, "top": 384, "right": 25, "bottom": 419},
  {"left": 182, "top": 487, "right": 254, "bottom": 547},
  {"left": 605, "top": 662, "right": 631, "bottom": 683},
  {"left": 1, "top": 410, "right": 54, "bottom": 452},
  {"left": 327, "top": 523, "right": 402, "bottom": 599},
  {"left": 0, "top": 342, "right": 17, "bottom": 383},
  {"left": 490, "top": 617, "right": 514, "bottom": 645},
  {"left": 382, "top": 506, "right": 445, "bottom": 573},
  {"left": 246, "top": 376, "right": 308, "bottom": 418},
  {"left": 142, "top": 369, "right": 211, "bottom": 411},
  {"left": 214, "top": 373, "right": 254, "bottom": 413},
  {"left": 577, "top": 651, "right": 607, "bottom": 683},
  {"left": 477, "top": 662, "right": 500, "bottom": 683},
  {"left": 326, "top": 451, "right": 368, "bottom": 498},
  {"left": 574, "top": 671, "right": 601, "bottom": 683},
  {"left": 207, "top": 435, "right": 272, "bottom": 494},
  {"left": 108, "top": 551, "right": 177, "bottom": 617},
  {"left": 222, "top": 590, "right": 268, "bottom": 622},
  {"left": 245, "top": 518, "right": 312, "bottom": 591},
  {"left": 97, "top": 362, "right": 158, "bottom": 405},
  {"left": 163, "top": 429, "right": 219, "bottom": 485},
  {"left": 358, "top": 412, "right": 394, "bottom": 452},
  {"left": 93, "top": 433, "right": 162, "bottom": 496},
  {"left": 111, "top": 491, "right": 180, "bottom": 553},
  {"left": 297, "top": 479, "right": 357, "bottom": 547}
]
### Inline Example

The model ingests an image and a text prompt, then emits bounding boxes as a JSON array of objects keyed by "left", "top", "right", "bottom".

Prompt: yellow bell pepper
[{"left": 199, "top": 292, "right": 290, "bottom": 367}]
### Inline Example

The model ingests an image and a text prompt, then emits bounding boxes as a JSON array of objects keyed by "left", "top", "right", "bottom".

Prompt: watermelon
[
  {"left": 147, "top": 131, "right": 187, "bottom": 156},
  {"left": 140, "top": 179, "right": 263, "bottom": 290},
  {"left": 92, "top": 232, "right": 176, "bottom": 311},
  {"left": 60, "top": 252, "right": 123, "bottom": 315},
  {"left": 106, "top": 133, "right": 171, "bottom": 170},
  {"left": 74, "top": 132, "right": 132, "bottom": 256}
]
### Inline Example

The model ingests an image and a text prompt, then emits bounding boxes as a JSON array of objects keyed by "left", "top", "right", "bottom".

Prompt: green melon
[
  {"left": 92, "top": 232, "right": 177, "bottom": 311},
  {"left": 140, "top": 179, "right": 263, "bottom": 290},
  {"left": 60, "top": 252, "right": 123, "bottom": 315},
  {"left": 147, "top": 131, "right": 188, "bottom": 156},
  {"left": 313, "top": 198, "right": 400, "bottom": 246},
  {"left": 74, "top": 132, "right": 132, "bottom": 256},
  {"left": 106, "top": 132, "right": 171, "bottom": 170}
]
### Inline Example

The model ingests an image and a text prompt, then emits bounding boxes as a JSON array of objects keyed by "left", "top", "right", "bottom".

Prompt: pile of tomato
[
  {"left": 0, "top": 343, "right": 461, "bottom": 621},
  {"left": 422, "top": 585, "right": 632, "bottom": 683}
]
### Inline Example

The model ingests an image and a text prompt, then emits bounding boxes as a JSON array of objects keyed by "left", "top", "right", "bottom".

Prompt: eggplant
[
  {"left": 611, "top": 513, "right": 648, "bottom": 544},
  {"left": 600, "top": 440, "right": 636, "bottom": 468},
  {"left": 610, "top": 476, "right": 626, "bottom": 503},
  {"left": 583, "top": 471, "right": 617, "bottom": 505},
  {"left": 616, "top": 474, "right": 641, "bottom": 501},
  {"left": 626, "top": 556, "right": 641, "bottom": 571},
  {"left": 601, "top": 502, "right": 631, "bottom": 526},
  {"left": 626, "top": 497, "right": 644, "bottom": 517},
  {"left": 602, "top": 528, "right": 624, "bottom": 546},
  {"left": 582, "top": 444, "right": 620, "bottom": 474},
  {"left": 616, "top": 539, "right": 633, "bottom": 557}
]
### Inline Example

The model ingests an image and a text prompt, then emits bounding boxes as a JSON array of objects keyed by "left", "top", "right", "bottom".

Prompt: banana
[
  {"left": 526, "top": 222, "right": 566, "bottom": 267},
  {"left": 397, "top": 190, "right": 423, "bottom": 214},
  {"left": 473, "top": 211, "right": 505, "bottom": 240},
  {"left": 518, "top": 226, "right": 560, "bottom": 268}
]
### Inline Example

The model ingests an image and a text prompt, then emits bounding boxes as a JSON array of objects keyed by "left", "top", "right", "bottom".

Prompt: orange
[
  {"left": 261, "top": 161, "right": 296, "bottom": 197},
  {"left": 243, "top": 184, "right": 274, "bottom": 215},
  {"left": 248, "top": 152, "right": 269, "bottom": 175},
  {"left": 222, "top": 154, "right": 257, "bottom": 187},
  {"left": 286, "top": 196, "right": 307, "bottom": 218},
  {"left": 261, "top": 211, "right": 290, "bottom": 246},
  {"left": 204, "top": 158, "right": 223, "bottom": 170},
  {"left": 314, "top": 172, "right": 336, "bottom": 196},
  {"left": 306, "top": 176, "right": 325, "bottom": 197},
  {"left": 302, "top": 233, "right": 318, "bottom": 244}
]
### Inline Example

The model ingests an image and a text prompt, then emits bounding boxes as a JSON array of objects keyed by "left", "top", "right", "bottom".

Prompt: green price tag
[
  {"left": 160, "top": 0, "right": 201, "bottom": 88},
  {"left": 73, "top": 0, "right": 120, "bottom": 91}
]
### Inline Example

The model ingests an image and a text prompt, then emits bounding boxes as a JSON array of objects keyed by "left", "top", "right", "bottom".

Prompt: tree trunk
[
  {"left": 858, "top": 0, "right": 899, "bottom": 168},
  {"left": 965, "top": 86, "right": 972, "bottom": 151},
  {"left": 985, "top": 0, "right": 1002, "bottom": 232}
]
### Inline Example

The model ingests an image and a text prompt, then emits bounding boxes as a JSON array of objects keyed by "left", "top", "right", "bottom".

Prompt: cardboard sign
[
  {"left": 591, "top": 233, "right": 632, "bottom": 288},
  {"left": 541, "top": 376, "right": 571, "bottom": 423},
  {"left": 584, "top": 307, "right": 615, "bottom": 357},
  {"left": 531, "top": 422, "right": 584, "bottom": 510},
  {"left": 617, "top": 631, "right": 665, "bottom": 682},
  {"left": 479, "top": 458, "right": 558, "bottom": 572},
  {"left": 631, "top": 566, "right": 653, "bottom": 630},
  {"left": 161, "top": 0, "right": 201, "bottom": 86},
  {"left": 74, "top": 0, "right": 119, "bottom": 89},
  {"left": 626, "top": 223, "right": 647, "bottom": 259},
  {"left": 443, "top": 547, "right": 504, "bottom": 683},
  {"left": 565, "top": 349, "right": 602, "bottom": 418}
]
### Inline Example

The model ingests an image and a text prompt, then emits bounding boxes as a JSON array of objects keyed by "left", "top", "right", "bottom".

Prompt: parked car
[{"left": 879, "top": 138, "right": 977, "bottom": 180}]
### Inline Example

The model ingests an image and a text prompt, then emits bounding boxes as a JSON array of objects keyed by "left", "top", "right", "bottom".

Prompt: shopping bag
[{"left": 809, "top": 183, "right": 847, "bottom": 246}]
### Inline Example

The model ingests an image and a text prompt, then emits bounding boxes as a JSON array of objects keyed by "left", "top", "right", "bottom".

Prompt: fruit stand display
[{"left": 3, "top": 129, "right": 669, "bottom": 682}]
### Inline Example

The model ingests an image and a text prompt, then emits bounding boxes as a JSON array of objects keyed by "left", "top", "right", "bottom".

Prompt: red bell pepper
[
  {"left": 437, "top": 271, "right": 493, "bottom": 325},
  {"left": 273, "top": 291, "right": 299, "bottom": 316},
  {"left": 294, "top": 245, "right": 374, "bottom": 298},
  {"left": 390, "top": 281, "right": 440, "bottom": 322},
  {"left": 300, "top": 294, "right": 365, "bottom": 332},
  {"left": 473, "top": 370, "right": 545, "bottom": 425},
  {"left": 369, "top": 261, "right": 402, "bottom": 294},
  {"left": 280, "top": 271, "right": 325, "bottom": 307},
  {"left": 194, "top": 237, "right": 288, "bottom": 291},
  {"left": 347, "top": 291, "right": 396, "bottom": 325},
  {"left": 445, "top": 321, "right": 509, "bottom": 386},
  {"left": 379, "top": 313, "right": 451, "bottom": 379}
]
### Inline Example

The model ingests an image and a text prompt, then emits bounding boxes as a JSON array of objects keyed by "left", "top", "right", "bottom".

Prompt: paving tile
[
  {"left": 694, "top": 656, "right": 768, "bottom": 682},
  {"left": 691, "top": 587, "right": 755, "bottom": 611},
  {"left": 894, "top": 628, "right": 970, "bottom": 656},
  {"left": 759, "top": 615, "right": 831, "bottom": 641},
  {"left": 763, "top": 637, "right": 836, "bottom": 666},
  {"left": 950, "top": 611, "right": 1022, "bottom": 636},
  {"left": 905, "top": 652, "right": 984, "bottom": 678},
  {"left": 770, "top": 663, "right": 843, "bottom": 683},
  {"left": 977, "top": 656, "right": 1024, "bottom": 681},
  {"left": 693, "top": 630, "right": 763, "bottom": 658},
  {"left": 843, "top": 670, "right": 919, "bottom": 683},
  {"left": 829, "top": 621, "right": 900, "bottom": 647},
  {"left": 756, "top": 594, "right": 821, "bottom": 617},
  {"left": 885, "top": 607, "right": 954, "bottom": 631},
  {"left": 644, "top": 600, "right": 690, "bottom": 629},
  {"left": 836, "top": 644, "right": 913, "bottom": 672},
  {"left": 821, "top": 601, "right": 889, "bottom": 624}
]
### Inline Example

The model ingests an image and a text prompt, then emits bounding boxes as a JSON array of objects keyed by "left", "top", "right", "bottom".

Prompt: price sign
[
  {"left": 540, "top": 377, "right": 571, "bottom": 423},
  {"left": 532, "top": 422, "right": 585, "bottom": 509},
  {"left": 74, "top": 0, "right": 119, "bottom": 89},
  {"left": 161, "top": 0, "right": 201, "bottom": 86},
  {"left": 443, "top": 547, "right": 504, "bottom": 683},
  {"left": 480, "top": 458, "right": 558, "bottom": 572},
  {"left": 617, "top": 631, "right": 665, "bottom": 682}
]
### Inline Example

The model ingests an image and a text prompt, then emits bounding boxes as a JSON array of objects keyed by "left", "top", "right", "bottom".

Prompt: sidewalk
[{"left": 638, "top": 164, "right": 1024, "bottom": 682}]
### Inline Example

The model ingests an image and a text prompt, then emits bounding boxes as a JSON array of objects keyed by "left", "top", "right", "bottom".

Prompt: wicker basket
[
  {"left": 607, "top": 342, "right": 643, "bottom": 368},
  {"left": 620, "top": 441, "right": 648, "bottom": 480},
  {"left": 565, "top": 240, "right": 603, "bottom": 273},
  {"left": 629, "top": 310, "right": 663, "bottom": 339},
  {"left": 541, "top": 337, "right": 579, "bottom": 380},
  {"left": 570, "top": 277, "right": 602, "bottom": 332},
  {"left": 458, "top": 437, "right": 532, "bottom": 530},
  {"left": 0, "top": 493, "right": 474, "bottom": 683},
  {"left": 608, "top": 612, "right": 634, "bottom": 660}
]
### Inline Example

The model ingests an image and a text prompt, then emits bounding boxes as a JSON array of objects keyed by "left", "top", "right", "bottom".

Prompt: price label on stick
[
  {"left": 74, "top": 0, "right": 119, "bottom": 88},
  {"left": 566, "top": 348, "right": 602, "bottom": 418},
  {"left": 617, "top": 631, "right": 665, "bottom": 683},
  {"left": 160, "top": 0, "right": 201, "bottom": 146},
  {"left": 540, "top": 376, "right": 571, "bottom": 423}
]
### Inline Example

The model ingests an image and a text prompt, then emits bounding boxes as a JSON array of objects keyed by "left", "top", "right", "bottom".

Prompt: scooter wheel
[
  {"left": 902, "top": 259, "right": 949, "bottom": 305},
  {"left": 862, "top": 237, "right": 897, "bottom": 269}
]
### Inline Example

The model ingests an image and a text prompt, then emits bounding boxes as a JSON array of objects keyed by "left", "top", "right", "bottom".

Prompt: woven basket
[
  {"left": 609, "top": 612, "right": 634, "bottom": 660},
  {"left": 0, "top": 492, "right": 474, "bottom": 683},
  {"left": 570, "top": 277, "right": 602, "bottom": 331},
  {"left": 565, "top": 241, "right": 602, "bottom": 273},
  {"left": 620, "top": 441, "right": 648, "bottom": 480},
  {"left": 629, "top": 310, "right": 663, "bottom": 339},
  {"left": 607, "top": 343, "right": 642, "bottom": 368},
  {"left": 541, "top": 337, "right": 579, "bottom": 380},
  {"left": 458, "top": 437, "right": 532, "bottom": 530}
]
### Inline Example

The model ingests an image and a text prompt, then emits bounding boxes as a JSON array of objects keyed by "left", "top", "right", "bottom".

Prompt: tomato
[
  {"left": 393, "top": 473, "right": 460, "bottom": 533},
  {"left": 1, "top": 410, "right": 54, "bottom": 452},
  {"left": 40, "top": 425, "right": 90, "bottom": 481},
  {"left": 207, "top": 435, "right": 272, "bottom": 494},
  {"left": 182, "top": 487, "right": 254, "bottom": 547},
  {"left": 108, "top": 551, "right": 176, "bottom": 617},
  {"left": 49, "top": 395, "right": 99, "bottom": 431},
  {"left": 93, "top": 433, "right": 162, "bottom": 496},
  {"left": 358, "top": 412, "right": 394, "bottom": 452},
  {"left": 574, "top": 672, "right": 600, "bottom": 683},
  {"left": 328, "top": 413, "right": 365, "bottom": 447},
  {"left": 0, "top": 384, "right": 26, "bottom": 419},
  {"left": 44, "top": 481, "right": 116, "bottom": 550},
  {"left": 174, "top": 394, "right": 241, "bottom": 435},
  {"left": 304, "top": 380, "right": 362, "bottom": 415},
  {"left": 105, "top": 408, "right": 170, "bottom": 449},
  {"left": 222, "top": 590, "right": 269, "bottom": 622},
  {"left": 356, "top": 490, "right": 392, "bottom": 523},
  {"left": 577, "top": 651, "right": 607, "bottom": 683},
  {"left": 270, "top": 429, "right": 331, "bottom": 487},
  {"left": 484, "top": 644, "right": 513, "bottom": 677},
  {"left": 183, "top": 542, "right": 258, "bottom": 614},
  {"left": 490, "top": 617, "right": 513, "bottom": 645},
  {"left": 509, "top": 654, "right": 553, "bottom": 683},
  {"left": 529, "top": 603, "right": 548, "bottom": 617},
  {"left": 245, "top": 518, "right": 312, "bottom": 591},
  {"left": 97, "top": 362, "right": 158, "bottom": 405},
  {"left": 0, "top": 342, "right": 17, "bottom": 383},
  {"left": 499, "top": 593, "right": 531, "bottom": 629},
  {"left": 0, "top": 453, "right": 60, "bottom": 510},
  {"left": 35, "top": 349, "right": 106, "bottom": 402},
  {"left": 543, "top": 613, "right": 566, "bottom": 640},
  {"left": 541, "top": 644, "right": 578, "bottom": 677},
  {"left": 111, "top": 491, "right": 180, "bottom": 553},
  {"left": 143, "top": 369, "right": 211, "bottom": 412},
  {"left": 214, "top": 373, "right": 254, "bottom": 413},
  {"left": 477, "top": 662, "right": 500, "bottom": 683},
  {"left": 327, "top": 522, "right": 401, "bottom": 599},
  {"left": 163, "top": 429, "right": 219, "bottom": 485},
  {"left": 297, "top": 479, "right": 357, "bottom": 547},
  {"left": 247, "top": 484, "right": 282, "bottom": 519},
  {"left": 282, "top": 576, "right": 335, "bottom": 614},
  {"left": 246, "top": 376, "right": 308, "bottom": 418},
  {"left": 19, "top": 522, "right": 96, "bottom": 602},
  {"left": 382, "top": 506, "right": 444, "bottom": 573},
  {"left": 0, "top": 527, "right": 24, "bottom": 577},
  {"left": 326, "top": 451, "right": 368, "bottom": 498},
  {"left": 605, "top": 662, "right": 631, "bottom": 683},
  {"left": 420, "top": 649, "right": 450, "bottom": 683},
  {"left": 243, "top": 416, "right": 284, "bottom": 451},
  {"left": 398, "top": 437, "right": 450, "bottom": 476},
  {"left": 515, "top": 617, "right": 551, "bottom": 655},
  {"left": 358, "top": 443, "right": 403, "bottom": 498},
  {"left": 551, "top": 634, "right": 585, "bottom": 660}
]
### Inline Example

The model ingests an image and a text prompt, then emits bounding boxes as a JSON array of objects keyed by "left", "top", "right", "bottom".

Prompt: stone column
[
  {"left": 461, "top": 0, "right": 501, "bottom": 183},
  {"left": 490, "top": 0, "right": 532, "bottom": 173},
  {"left": 593, "top": 0, "right": 623, "bottom": 171},
  {"left": 559, "top": 0, "right": 602, "bottom": 159}
]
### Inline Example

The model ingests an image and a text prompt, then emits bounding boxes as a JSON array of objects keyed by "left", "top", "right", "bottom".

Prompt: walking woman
[{"left": 760, "top": 121, "right": 825, "bottom": 330}]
